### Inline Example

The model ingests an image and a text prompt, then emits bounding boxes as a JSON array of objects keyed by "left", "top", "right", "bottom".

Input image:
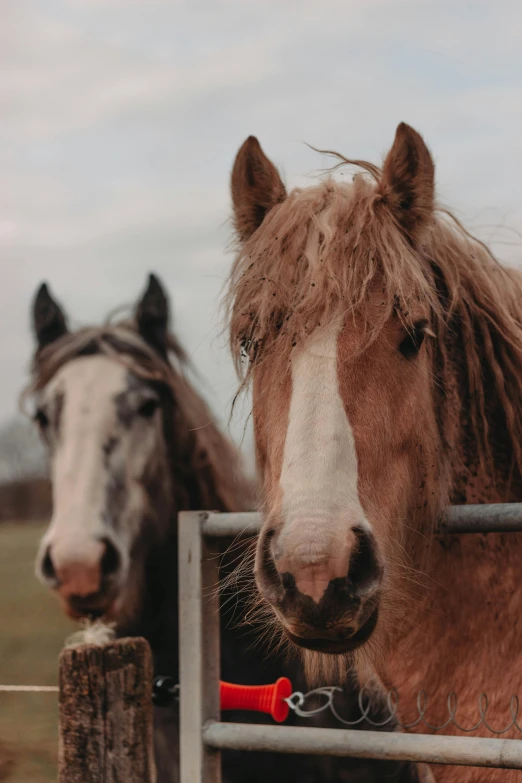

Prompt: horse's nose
[
  {"left": 256, "top": 525, "right": 383, "bottom": 653},
  {"left": 37, "top": 537, "right": 121, "bottom": 598}
]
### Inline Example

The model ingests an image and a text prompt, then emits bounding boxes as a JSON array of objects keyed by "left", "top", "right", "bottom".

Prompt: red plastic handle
[{"left": 220, "top": 677, "right": 292, "bottom": 723}]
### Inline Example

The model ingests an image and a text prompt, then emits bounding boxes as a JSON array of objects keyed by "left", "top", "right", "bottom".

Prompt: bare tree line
[
  {"left": 0, "top": 416, "right": 50, "bottom": 522},
  {"left": 0, "top": 416, "right": 47, "bottom": 483}
]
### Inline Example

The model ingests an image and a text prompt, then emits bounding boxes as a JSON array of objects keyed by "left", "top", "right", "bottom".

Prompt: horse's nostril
[
  {"left": 41, "top": 546, "right": 57, "bottom": 583},
  {"left": 100, "top": 538, "right": 121, "bottom": 578},
  {"left": 348, "top": 527, "right": 383, "bottom": 594},
  {"left": 281, "top": 573, "right": 296, "bottom": 591},
  {"left": 255, "top": 527, "right": 287, "bottom": 602}
]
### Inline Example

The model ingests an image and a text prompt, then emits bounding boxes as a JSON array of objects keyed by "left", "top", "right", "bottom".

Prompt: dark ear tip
[
  {"left": 138, "top": 273, "right": 169, "bottom": 325},
  {"left": 34, "top": 282, "right": 50, "bottom": 300},
  {"left": 32, "top": 282, "right": 68, "bottom": 348},
  {"left": 145, "top": 272, "right": 167, "bottom": 298},
  {"left": 33, "top": 283, "right": 55, "bottom": 315},
  {"left": 136, "top": 273, "right": 169, "bottom": 354},
  {"left": 395, "top": 122, "right": 425, "bottom": 146},
  {"left": 238, "top": 136, "right": 262, "bottom": 157}
]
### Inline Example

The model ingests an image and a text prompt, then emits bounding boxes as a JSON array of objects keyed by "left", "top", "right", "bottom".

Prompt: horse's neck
[
  {"left": 382, "top": 350, "right": 522, "bottom": 704},
  {"left": 117, "top": 453, "right": 240, "bottom": 677},
  {"left": 114, "top": 523, "right": 179, "bottom": 675},
  {"left": 394, "top": 344, "right": 522, "bottom": 641},
  {"left": 386, "top": 346, "right": 522, "bottom": 645},
  {"left": 449, "top": 347, "right": 522, "bottom": 505}
]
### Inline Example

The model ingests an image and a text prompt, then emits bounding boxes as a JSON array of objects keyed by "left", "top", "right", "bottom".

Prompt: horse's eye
[
  {"left": 398, "top": 321, "right": 428, "bottom": 359},
  {"left": 240, "top": 336, "right": 261, "bottom": 364},
  {"left": 34, "top": 408, "right": 49, "bottom": 429},
  {"left": 138, "top": 398, "right": 159, "bottom": 418}
]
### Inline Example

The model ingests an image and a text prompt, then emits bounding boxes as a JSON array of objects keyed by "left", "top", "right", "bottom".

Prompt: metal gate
[{"left": 178, "top": 505, "right": 522, "bottom": 782}]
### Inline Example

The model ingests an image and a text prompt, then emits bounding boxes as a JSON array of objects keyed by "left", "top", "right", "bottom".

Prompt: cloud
[
  {"left": 1, "top": 0, "right": 521, "bottom": 461},
  {"left": 1, "top": 6, "right": 286, "bottom": 139},
  {"left": 0, "top": 177, "right": 227, "bottom": 249}
]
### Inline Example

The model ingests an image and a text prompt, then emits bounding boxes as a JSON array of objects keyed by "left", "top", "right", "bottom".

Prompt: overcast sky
[{"left": 2, "top": 0, "right": 521, "bottom": 465}]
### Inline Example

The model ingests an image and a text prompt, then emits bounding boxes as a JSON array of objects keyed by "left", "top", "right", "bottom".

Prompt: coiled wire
[{"left": 286, "top": 687, "right": 522, "bottom": 734}]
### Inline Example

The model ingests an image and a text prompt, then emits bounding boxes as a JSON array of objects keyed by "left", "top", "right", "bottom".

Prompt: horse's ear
[
  {"left": 379, "top": 123, "right": 435, "bottom": 243},
  {"left": 231, "top": 136, "right": 286, "bottom": 242},
  {"left": 136, "top": 273, "right": 170, "bottom": 358},
  {"left": 32, "top": 283, "right": 68, "bottom": 351}
]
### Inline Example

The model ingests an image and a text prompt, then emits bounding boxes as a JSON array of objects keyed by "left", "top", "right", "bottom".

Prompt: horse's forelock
[
  {"left": 27, "top": 322, "right": 184, "bottom": 392},
  {"left": 227, "top": 163, "right": 522, "bottom": 484},
  {"left": 226, "top": 174, "right": 439, "bottom": 382}
]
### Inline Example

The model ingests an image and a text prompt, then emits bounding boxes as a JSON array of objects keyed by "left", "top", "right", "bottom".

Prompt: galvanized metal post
[{"left": 179, "top": 511, "right": 221, "bottom": 783}]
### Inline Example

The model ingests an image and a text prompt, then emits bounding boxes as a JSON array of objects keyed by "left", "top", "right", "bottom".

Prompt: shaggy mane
[
  {"left": 226, "top": 157, "right": 522, "bottom": 481},
  {"left": 24, "top": 320, "right": 252, "bottom": 513}
]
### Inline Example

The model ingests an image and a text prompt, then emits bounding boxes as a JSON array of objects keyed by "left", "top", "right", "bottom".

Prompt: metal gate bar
[
  {"left": 201, "top": 503, "right": 522, "bottom": 538},
  {"left": 178, "top": 507, "right": 522, "bottom": 783},
  {"left": 203, "top": 722, "right": 522, "bottom": 769},
  {"left": 179, "top": 511, "right": 221, "bottom": 783},
  {"left": 441, "top": 503, "right": 522, "bottom": 533}
]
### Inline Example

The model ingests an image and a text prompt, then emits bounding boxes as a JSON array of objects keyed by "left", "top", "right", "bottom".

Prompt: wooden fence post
[{"left": 58, "top": 636, "right": 156, "bottom": 783}]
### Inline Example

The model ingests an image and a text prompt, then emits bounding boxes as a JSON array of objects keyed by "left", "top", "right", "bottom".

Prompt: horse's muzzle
[{"left": 256, "top": 524, "right": 383, "bottom": 655}]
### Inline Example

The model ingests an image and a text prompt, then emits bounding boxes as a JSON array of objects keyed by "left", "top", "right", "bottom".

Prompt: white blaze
[
  {"left": 38, "top": 356, "right": 128, "bottom": 569},
  {"left": 278, "top": 318, "right": 368, "bottom": 565}
]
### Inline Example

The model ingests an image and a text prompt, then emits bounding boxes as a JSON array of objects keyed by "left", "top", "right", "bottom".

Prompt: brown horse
[
  {"left": 227, "top": 124, "right": 522, "bottom": 783},
  {"left": 28, "top": 275, "right": 424, "bottom": 783}
]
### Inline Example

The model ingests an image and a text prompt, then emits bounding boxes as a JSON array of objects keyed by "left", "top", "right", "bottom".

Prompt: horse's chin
[
  {"left": 283, "top": 606, "right": 379, "bottom": 655},
  {"left": 60, "top": 596, "right": 118, "bottom": 623}
]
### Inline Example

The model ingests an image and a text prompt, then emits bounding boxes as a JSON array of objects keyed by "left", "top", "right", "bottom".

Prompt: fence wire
[
  {"left": 4, "top": 680, "right": 521, "bottom": 737},
  {"left": 286, "top": 686, "right": 522, "bottom": 735},
  {"left": 0, "top": 684, "right": 58, "bottom": 692}
]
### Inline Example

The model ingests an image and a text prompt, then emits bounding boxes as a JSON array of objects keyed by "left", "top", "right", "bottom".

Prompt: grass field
[{"left": 0, "top": 522, "right": 74, "bottom": 782}]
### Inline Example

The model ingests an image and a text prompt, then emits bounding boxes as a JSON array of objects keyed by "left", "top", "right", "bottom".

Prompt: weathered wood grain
[{"left": 58, "top": 637, "right": 156, "bottom": 783}]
